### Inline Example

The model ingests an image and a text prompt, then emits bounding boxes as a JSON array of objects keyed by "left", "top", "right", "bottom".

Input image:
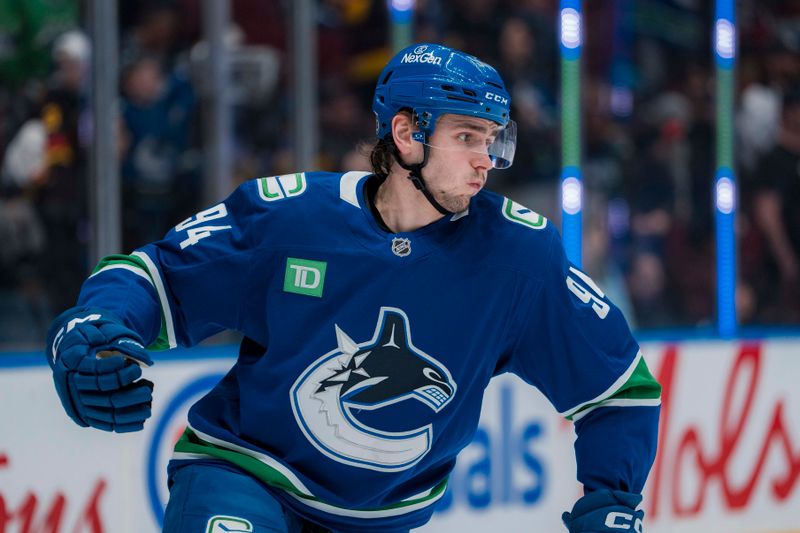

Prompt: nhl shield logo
[{"left": 391, "top": 237, "right": 411, "bottom": 257}]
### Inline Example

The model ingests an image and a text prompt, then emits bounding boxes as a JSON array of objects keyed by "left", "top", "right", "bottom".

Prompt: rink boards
[{"left": 1, "top": 339, "right": 798, "bottom": 532}]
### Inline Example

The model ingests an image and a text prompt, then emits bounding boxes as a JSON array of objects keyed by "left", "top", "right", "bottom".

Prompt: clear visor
[
  {"left": 415, "top": 119, "right": 517, "bottom": 169},
  {"left": 486, "top": 119, "right": 516, "bottom": 169}
]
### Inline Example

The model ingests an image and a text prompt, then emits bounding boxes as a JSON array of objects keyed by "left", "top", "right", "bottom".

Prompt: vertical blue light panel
[
  {"left": 560, "top": 0, "right": 583, "bottom": 267},
  {"left": 389, "top": 0, "right": 415, "bottom": 52},
  {"left": 561, "top": 167, "right": 583, "bottom": 267},
  {"left": 714, "top": 0, "right": 737, "bottom": 337},
  {"left": 715, "top": 169, "right": 736, "bottom": 337},
  {"left": 559, "top": 0, "right": 583, "bottom": 60}
]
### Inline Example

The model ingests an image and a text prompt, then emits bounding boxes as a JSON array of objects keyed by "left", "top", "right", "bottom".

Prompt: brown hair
[
  {"left": 367, "top": 110, "right": 416, "bottom": 178},
  {"left": 368, "top": 137, "right": 397, "bottom": 179}
]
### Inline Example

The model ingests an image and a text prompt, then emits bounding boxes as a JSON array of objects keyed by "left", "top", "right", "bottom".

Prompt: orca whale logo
[{"left": 290, "top": 307, "right": 457, "bottom": 472}]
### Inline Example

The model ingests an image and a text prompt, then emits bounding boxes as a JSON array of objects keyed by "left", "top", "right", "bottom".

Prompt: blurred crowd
[{"left": 1, "top": 0, "right": 799, "bottom": 346}]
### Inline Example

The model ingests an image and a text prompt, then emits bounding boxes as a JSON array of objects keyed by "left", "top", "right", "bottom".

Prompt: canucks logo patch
[
  {"left": 290, "top": 307, "right": 457, "bottom": 472},
  {"left": 258, "top": 173, "right": 307, "bottom": 201},
  {"left": 206, "top": 516, "right": 253, "bottom": 533},
  {"left": 501, "top": 198, "right": 547, "bottom": 229}
]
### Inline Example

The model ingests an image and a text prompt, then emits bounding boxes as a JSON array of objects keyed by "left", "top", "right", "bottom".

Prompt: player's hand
[
  {"left": 562, "top": 489, "right": 644, "bottom": 532},
  {"left": 46, "top": 306, "right": 155, "bottom": 433}
]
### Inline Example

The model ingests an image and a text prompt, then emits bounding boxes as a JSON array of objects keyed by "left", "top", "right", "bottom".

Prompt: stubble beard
[
  {"left": 423, "top": 166, "right": 483, "bottom": 214},
  {"left": 437, "top": 176, "right": 484, "bottom": 213},
  {"left": 431, "top": 188, "right": 474, "bottom": 213}
]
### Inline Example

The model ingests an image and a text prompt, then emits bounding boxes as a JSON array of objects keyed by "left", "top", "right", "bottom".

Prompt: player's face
[{"left": 421, "top": 115, "right": 498, "bottom": 213}]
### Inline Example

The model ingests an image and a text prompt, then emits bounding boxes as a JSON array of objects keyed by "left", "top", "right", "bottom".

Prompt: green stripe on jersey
[
  {"left": 91, "top": 254, "right": 172, "bottom": 351},
  {"left": 92, "top": 253, "right": 149, "bottom": 274},
  {"left": 173, "top": 428, "right": 449, "bottom": 516},
  {"left": 567, "top": 357, "right": 662, "bottom": 421},
  {"left": 174, "top": 428, "right": 308, "bottom": 497}
]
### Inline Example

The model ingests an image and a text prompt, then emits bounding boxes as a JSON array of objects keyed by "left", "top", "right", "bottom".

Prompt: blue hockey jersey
[{"left": 77, "top": 171, "right": 661, "bottom": 530}]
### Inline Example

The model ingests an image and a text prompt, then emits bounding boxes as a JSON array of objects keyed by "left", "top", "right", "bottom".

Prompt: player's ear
[{"left": 391, "top": 112, "right": 415, "bottom": 157}]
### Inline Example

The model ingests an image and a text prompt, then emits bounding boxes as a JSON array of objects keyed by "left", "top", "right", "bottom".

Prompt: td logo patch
[
  {"left": 284, "top": 257, "right": 327, "bottom": 297},
  {"left": 290, "top": 307, "right": 457, "bottom": 472}
]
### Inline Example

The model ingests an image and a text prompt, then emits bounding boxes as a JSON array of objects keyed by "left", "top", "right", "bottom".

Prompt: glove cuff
[
  {"left": 45, "top": 306, "right": 130, "bottom": 367},
  {"left": 563, "top": 489, "right": 644, "bottom": 533},
  {"left": 570, "top": 489, "right": 642, "bottom": 516}
]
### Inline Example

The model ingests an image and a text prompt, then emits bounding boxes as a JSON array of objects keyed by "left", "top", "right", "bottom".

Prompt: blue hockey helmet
[{"left": 373, "top": 43, "right": 516, "bottom": 169}]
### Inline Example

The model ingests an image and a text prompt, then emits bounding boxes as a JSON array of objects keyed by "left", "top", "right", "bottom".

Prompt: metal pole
[
  {"left": 714, "top": 0, "right": 737, "bottom": 337},
  {"left": 559, "top": 0, "right": 583, "bottom": 267},
  {"left": 203, "top": 0, "right": 232, "bottom": 202},
  {"left": 292, "top": 0, "right": 318, "bottom": 170},
  {"left": 88, "top": 0, "right": 121, "bottom": 263}
]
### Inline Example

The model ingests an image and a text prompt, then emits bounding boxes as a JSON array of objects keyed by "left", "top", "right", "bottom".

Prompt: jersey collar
[{"left": 338, "top": 171, "right": 471, "bottom": 260}]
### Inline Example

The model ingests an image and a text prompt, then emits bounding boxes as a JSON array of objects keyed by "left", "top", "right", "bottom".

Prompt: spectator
[
  {"left": 738, "top": 42, "right": 800, "bottom": 173},
  {"left": 750, "top": 87, "right": 800, "bottom": 323},
  {"left": 0, "top": 0, "right": 80, "bottom": 170},
  {"left": 627, "top": 249, "right": 673, "bottom": 329},
  {"left": 622, "top": 125, "right": 678, "bottom": 328},
  {"left": 120, "top": 2, "right": 184, "bottom": 70},
  {"left": 3, "top": 0, "right": 800, "bottom": 346},
  {"left": 318, "top": 83, "right": 373, "bottom": 170},
  {"left": 120, "top": 53, "right": 197, "bottom": 250},
  {"left": 441, "top": 0, "right": 505, "bottom": 64},
  {"left": 1, "top": 30, "right": 92, "bottom": 322},
  {"left": 494, "top": 16, "right": 558, "bottom": 195}
]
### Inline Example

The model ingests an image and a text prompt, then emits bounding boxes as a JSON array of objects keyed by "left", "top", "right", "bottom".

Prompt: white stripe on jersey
[{"left": 132, "top": 250, "right": 177, "bottom": 349}]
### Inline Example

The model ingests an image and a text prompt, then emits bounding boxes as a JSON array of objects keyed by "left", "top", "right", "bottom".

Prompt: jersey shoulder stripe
[
  {"left": 339, "top": 171, "right": 371, "bottom": 207},
  {"left": 89, "top": 252, "right": 176, "bottom": 350},
  {"left": 563, "top": 352, "right": 662, "bottom": 421}
]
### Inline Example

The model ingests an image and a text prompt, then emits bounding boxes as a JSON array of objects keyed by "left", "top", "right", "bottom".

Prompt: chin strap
[{"left": 393, "top": 144, "right": 454, "bottom": 216}]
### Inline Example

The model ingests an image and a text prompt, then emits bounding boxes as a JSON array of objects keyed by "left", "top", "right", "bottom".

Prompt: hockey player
[{"left": 45, "top": 43, "right": 660, "bottom": 532}]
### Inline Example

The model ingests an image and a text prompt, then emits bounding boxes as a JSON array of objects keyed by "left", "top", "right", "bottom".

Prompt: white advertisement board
[{"left": 1, "top": 340, "right": 798, "bottom": 532}]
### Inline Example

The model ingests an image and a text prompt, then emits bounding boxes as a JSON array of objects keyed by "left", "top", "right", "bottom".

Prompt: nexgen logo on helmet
[
  {"left": 400, "top": 46, "right": 442, "bottom": 65},
  {"left": 373, "top": 43, "right": 516, "bottom": 170}
]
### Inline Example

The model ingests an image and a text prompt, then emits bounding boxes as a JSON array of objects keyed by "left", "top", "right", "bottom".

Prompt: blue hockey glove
[
  {"left": 46, "top": 306, "right": 155, "bottom": 433},
  {"left": 562, "top": 489, "right": 644, "bottom": 532}
]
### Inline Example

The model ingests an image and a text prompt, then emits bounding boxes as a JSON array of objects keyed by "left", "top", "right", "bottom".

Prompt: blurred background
[
  {"left": 2, "top": 3, "right": 800, "bottom": 532},
  {"left": 1, "top": 0, "right": 799, "bottom": 348}
]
